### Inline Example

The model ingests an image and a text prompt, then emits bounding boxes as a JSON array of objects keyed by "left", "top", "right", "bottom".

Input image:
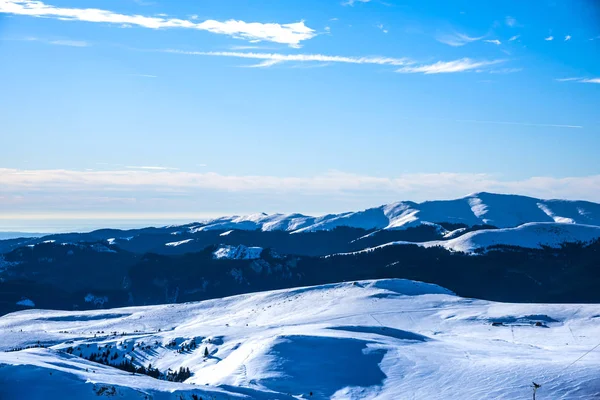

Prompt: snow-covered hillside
[
  {"left": 1, "top": 279, "right": 599, "bottom": 399},
  {"left": 213, "top": 245, "right": 263, "bottom": 260},
  {"left": 357, "top": 222, "right": 600, "bottom": 255},
  {"left": 439, "top": 222, "right": 600, "bottom": 253},
  {"left": 188, "top": 192, "right": 600, "bottom": 233}
]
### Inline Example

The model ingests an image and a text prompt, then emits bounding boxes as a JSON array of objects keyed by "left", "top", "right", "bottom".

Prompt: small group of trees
[
  {"left": 69, "top": 348, "right": 193, "bottom": 383},
  {"left": 177, "top": 338, "right": 197, "bottom": 353},
  {"left": 5, "top": 341, "right": 46, "bottom": 352},
  {"left": 119, "top": 360, "right": 190, "bottom": 382},
  {"left": 165, "top": 366, "right": 192, "bottom": 382}
]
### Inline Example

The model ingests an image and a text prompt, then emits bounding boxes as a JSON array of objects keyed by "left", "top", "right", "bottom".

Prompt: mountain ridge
[{"left": 189, "top": 192, "right": 600, "bottom": 234}]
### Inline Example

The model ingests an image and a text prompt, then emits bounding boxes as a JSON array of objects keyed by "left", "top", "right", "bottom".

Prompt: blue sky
[{"left": 0, "top": 0, "right": 599, "bottom": 231}]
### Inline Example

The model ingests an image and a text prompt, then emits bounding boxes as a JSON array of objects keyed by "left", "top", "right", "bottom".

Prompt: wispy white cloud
[
  {"left": 342, "top": 0, "right": 371, "bottom": 6},
  {"left": 376, "top": 23, "right": 388, "bottom": 34},
  {"left": 555, "top": 77, "right": 582, "bottom": 82},
  {"left": 164, "top": 50, "right": 507, "bottom": 75},
  {"left": 242, "top": 59, "right": 282, "bottom": 68},
  {"left": 436, "top": 32, "right": 484, "bottom": 47},
  {"left": 564, "top": 35, "right": 572, "bottom": 41},
  {"left": 505, "top": 16, "right": 518, "bottom": 27},
  {"left": 508, "top": 35, "right": 520, "bottom": 41},
  {"left": 545, "top": 35, "right": 554, "bottom": 41},
  {"left": 556, "top": 77, "right": 600, "bottom": 84},
  {"left": 0, "top": 0, "right": 316, "bottom": 47},
  {"left": 48, "top": 39, "right": 88, "bottom": 47},
  {"left": 289, "top": 63, "right": 331, "bottom": 69},
  {"left": 164, "top": 50, "right": 413, "bottom": 67},
  {"left": 484, "top": 39, "right": 501, "bottom": 45},
  {"left": 454, "top": 119, "right": 582, "bottom": 129},
  {"left": 125, "top": 166, "right": 179, "bottom": 170},
  {"left": 396, "top": 58, "right": 504, "bottom": 74},
  {"left": 489, "top": 67, "right": 522, "bottom": 74},
  {"left": 229, "top": 45, "right": 273, "bottom": 51},
  {"left": 132, "top": 0, "right": 156, "bottom": 6},
  {"left": 13, "top": 36, "right": 89, "bottom": 47}
]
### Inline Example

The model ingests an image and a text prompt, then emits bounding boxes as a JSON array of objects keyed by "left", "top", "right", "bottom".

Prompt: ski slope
[
  {"left": 1, "top": 279, "right": 599, "bottom": 399},
  {"left": 188, "top": 193, "right": 600, "bottom": 233}
]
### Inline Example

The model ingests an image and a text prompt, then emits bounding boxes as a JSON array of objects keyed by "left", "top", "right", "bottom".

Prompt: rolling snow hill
[
  {"left": 439, "top": 222, "right": 600, "bottom": 253},
  {"left": 357, "top": 222, "right": 600, "bottom": 254},
  {"left": 1, "top": 279, "right": 599, "bottom": 399}
]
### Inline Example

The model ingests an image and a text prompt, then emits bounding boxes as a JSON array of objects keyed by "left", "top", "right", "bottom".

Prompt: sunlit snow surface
[
  {"left": 348, "top": 222, "right": 600, "bottom": 255},
  {"left": 213, "top": 245, "right": 263, "bottom": 260},
  {"left": 1, "top": 279, "right": 599, "bottom": 399}
]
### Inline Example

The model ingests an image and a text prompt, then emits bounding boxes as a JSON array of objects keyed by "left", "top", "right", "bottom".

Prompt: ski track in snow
[{"left": 1, "top": 279, "right": 599, "bottom": 399}]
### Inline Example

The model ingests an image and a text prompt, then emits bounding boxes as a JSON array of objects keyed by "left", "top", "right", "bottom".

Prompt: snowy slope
[
  {"left": 187, "top": 193, "right": 600, "bottom": 233},
  {"left": 1, "top": 279, "right": 599, "bottom": 399},
  {"left": 439, "top": 222, "right": 600, "bottom": 253},
  {"left": 350, "top": 223, "right": 600, "bottom": 255},
  {"left": 165, "top": 239, "right": 194, "bottom": 247},
  {"left": 213, "top": 245, "right": 263, "bottom": 260}
]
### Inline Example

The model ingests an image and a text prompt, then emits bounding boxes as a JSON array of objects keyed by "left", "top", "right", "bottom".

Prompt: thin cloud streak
[
  {"left": 164, "top": 50, "right": 505, "bottom": 74},
  {"left": 164, "top": 50, "right": 414, "bottom": 67},
  {"left": 455, "top": 119, "right": 583, "bottom": 129},
  {"left": 342, "top": 0, "right": 371, "bottom": 6},
  {"left": 396, "top": 58, "right": 504, "bottom": 74},
  {"left": 0, "top": 0, "right": 316, "bottom": 47},
  {"left": 555, "top": 77, "right": 583, "bottom": 82},
  {"left": 125, "top": 166, "right": 179, "bottom": 170},
  {"left": 484, "top": 39, "right": 501, "bottom": 45},
  {"left": 48, "top": 39, "right": 89, "bottom": 47},
  {"left": 10, "top": 36, "right": 90, "bottom": 47},
  {"left": 489, "top": 67, "right": 522, "bottom": 74},
  {"left": 556, "top": 77, "right": 600, "bottom": 84},
  {"left": 242, "top": 59, "right": 282, "bottom": 68},
  {"left": 436, "top": 32, "right": 484, "bottom": 47}
]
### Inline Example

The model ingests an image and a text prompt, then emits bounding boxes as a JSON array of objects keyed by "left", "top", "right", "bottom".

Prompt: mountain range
[
  {"left": 1, "top": 193, "right": 600, "bottom": 398},
  {"left": 189, "top": 191, "right": 600, "bottom": 233},
  {"left": 1, "top": 192, "right": 600, "bottom": 316}
]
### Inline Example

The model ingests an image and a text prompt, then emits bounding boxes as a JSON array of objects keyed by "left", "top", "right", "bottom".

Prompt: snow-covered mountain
[
  {"left": 1, "top": 279, "right": 599, "bottom": 399},
  {"left": 3, "top": 193, "right": 599, "bottom": 258},
  {"left": 190, "top": 192, "right": 600, "bottom": 233}
]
